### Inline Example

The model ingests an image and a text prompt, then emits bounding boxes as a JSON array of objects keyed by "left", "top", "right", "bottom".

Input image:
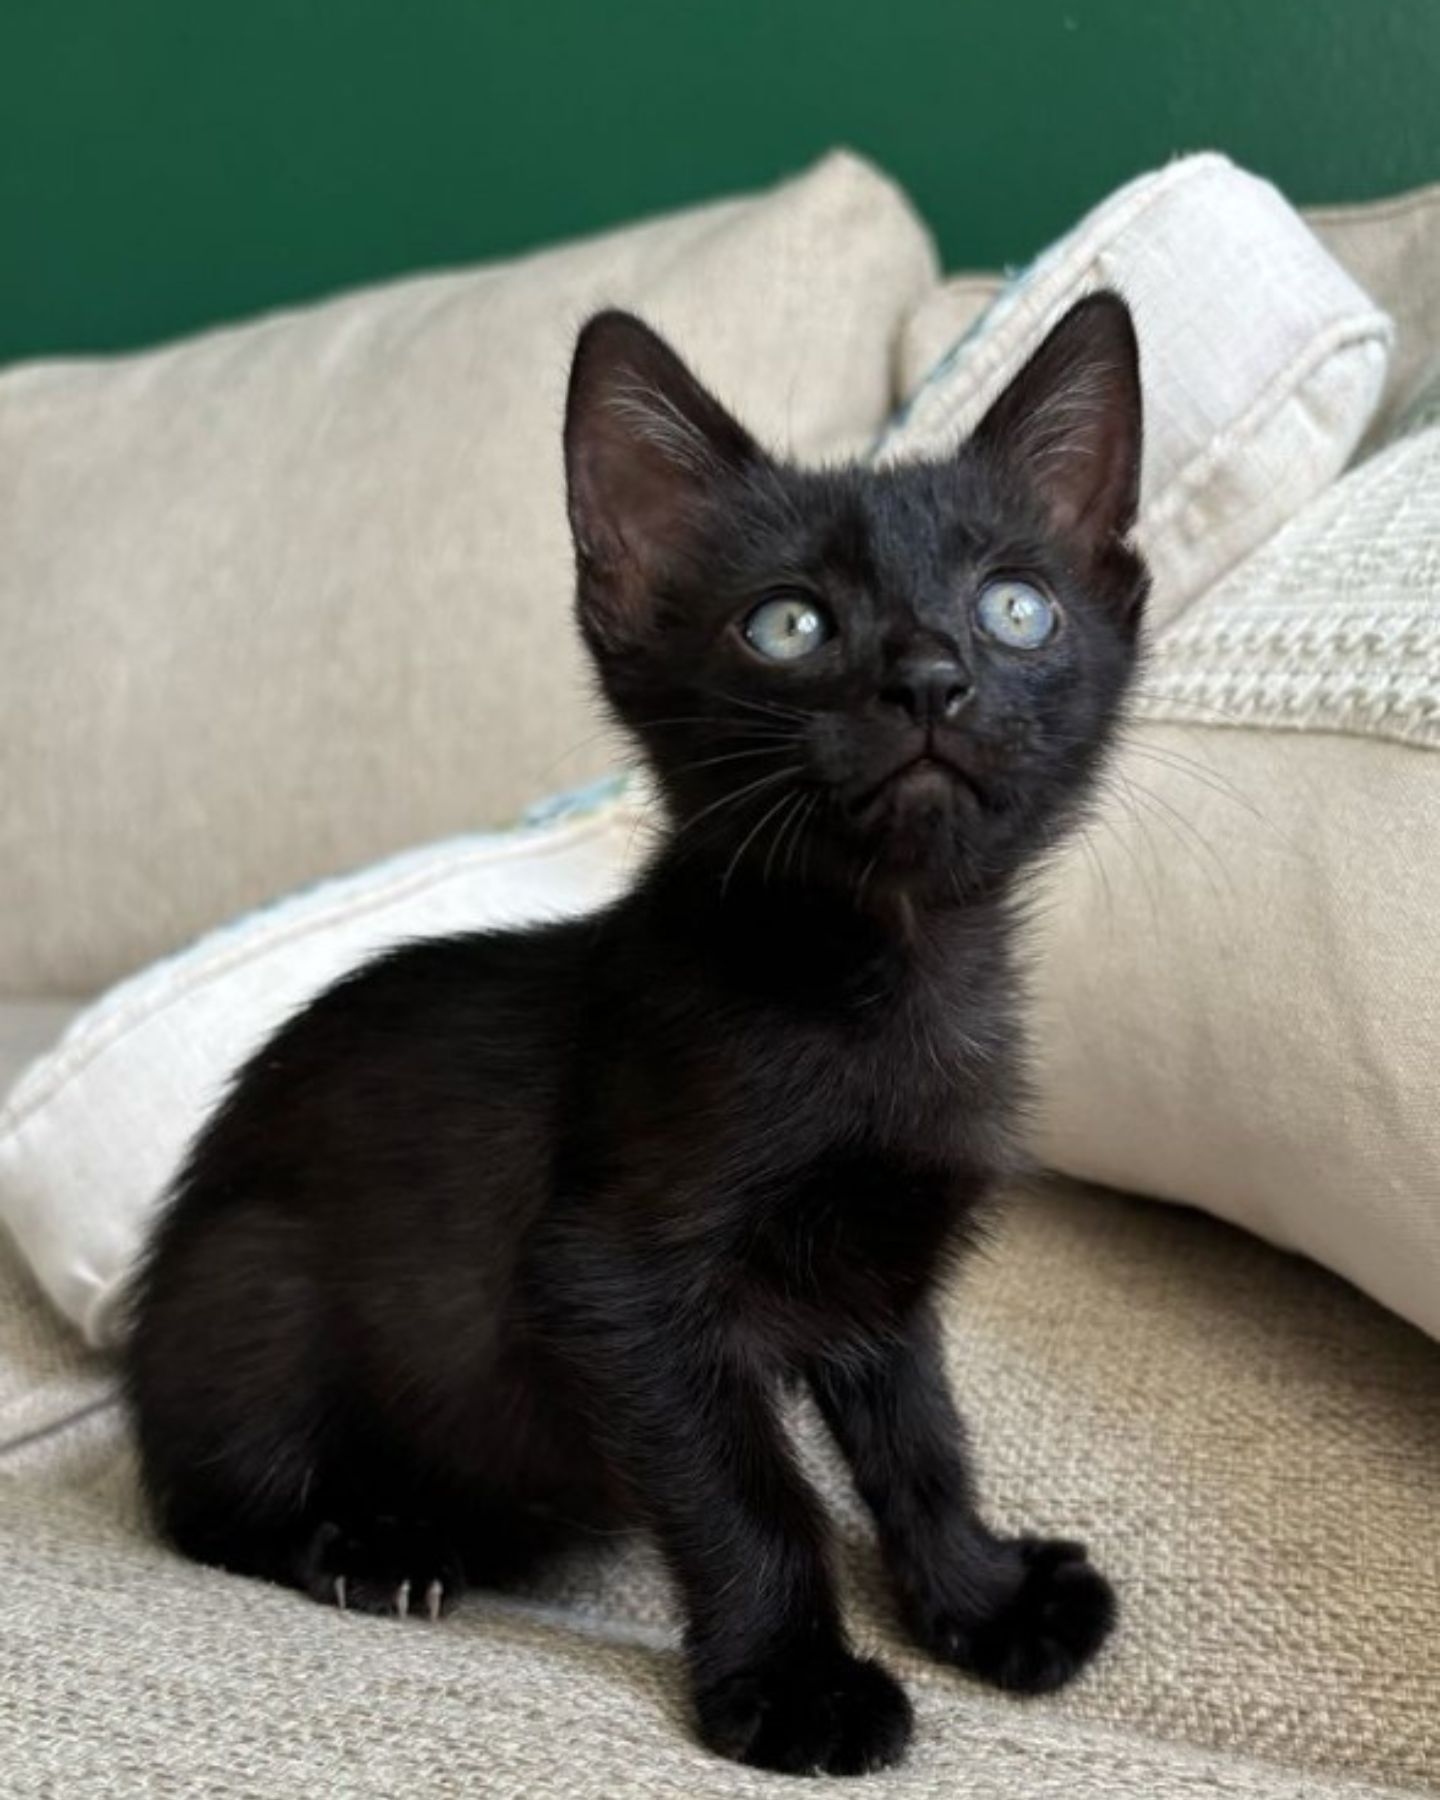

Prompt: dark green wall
[{"left": 3, "top": 1, "right": 1437, "bottom": 367}]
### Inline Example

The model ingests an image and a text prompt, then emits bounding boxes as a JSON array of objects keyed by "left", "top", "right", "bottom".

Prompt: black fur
[{"left": 125, "top": 296, "right": 1146, "bottom": 1776}]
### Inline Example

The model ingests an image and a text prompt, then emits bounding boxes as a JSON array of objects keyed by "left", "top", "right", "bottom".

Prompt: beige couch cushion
[
  {"left": 0, "top": 151, "right": 936, "bottom": 999},
  {"left": 1308, "top": 180, "right": 1440, "bottom": 444},
  {"left": 1030, "top": 414, "right": 1440, "bottom": 1344},
  {"left": 2, "top": 1180, "right": 1434, "bottom": 1796}
]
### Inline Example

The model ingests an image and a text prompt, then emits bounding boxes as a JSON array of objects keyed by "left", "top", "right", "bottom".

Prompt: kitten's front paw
[
  {"left": 297, "top": 1516, "right": 466, "bottom": 1622},
  {"left": 695, "top": 1650, "right": 912, "bottom": 1775},
  {"left": 914, "top": 1536, "right": 1115, "bottom": 1696}
]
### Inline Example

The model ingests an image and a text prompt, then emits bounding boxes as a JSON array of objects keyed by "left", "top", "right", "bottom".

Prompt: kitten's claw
[{"left": 298, "top": 1517, "right": 465, "bottom": 1621}]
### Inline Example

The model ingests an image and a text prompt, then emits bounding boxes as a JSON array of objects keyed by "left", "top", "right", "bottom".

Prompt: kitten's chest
[
  {"left": 735, "top": 1035, "right": 1011, "bottom": 1361},
  {"left": 726, "top": 983, "right": 1021, "bottom": 1341},
  {"left": 789, "top": 965, "right": 1021, "bottom": 1170}
]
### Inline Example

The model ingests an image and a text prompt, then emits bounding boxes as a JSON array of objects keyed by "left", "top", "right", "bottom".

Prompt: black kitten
[{"left": 126, "top": 294, "right": 1146, "bottom": 1777}]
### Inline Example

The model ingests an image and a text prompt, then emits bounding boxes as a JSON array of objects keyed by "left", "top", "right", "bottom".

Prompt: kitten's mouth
[{"left": 850, "top": 751, "right": 979, "bottom": 816}]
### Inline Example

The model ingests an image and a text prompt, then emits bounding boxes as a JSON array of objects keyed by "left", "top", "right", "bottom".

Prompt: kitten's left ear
[
  {"left": 564, "top": 310, "right": 759, "bottom": 650},
  {"left": 971, "top": 291, "right": 1143, "bottom": 571}
]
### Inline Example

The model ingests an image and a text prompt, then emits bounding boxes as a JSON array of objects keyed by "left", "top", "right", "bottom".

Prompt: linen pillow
[
  {"left": 897, "top": 178, "right": 1440, "bottom": 455},
  {"left": 0, "top": 779, "right": 647, "bottom": 1349},
  {"left": 0, "top": 150, "right": 936, "bottom": 999},
  {"left": 882, "top": 154, "right": 1393, "bottom": 634},
  {"left": 1028, "top": 416, "right": 1440, "bottom": 1344}
]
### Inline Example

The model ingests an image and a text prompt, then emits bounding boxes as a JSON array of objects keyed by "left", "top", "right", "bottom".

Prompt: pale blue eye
[
  {"left": 975, "top": 580, "right": 1058, "bottom": 649},
  {"left": 743, "top": 594, "right": 833, "bottom": 662}
]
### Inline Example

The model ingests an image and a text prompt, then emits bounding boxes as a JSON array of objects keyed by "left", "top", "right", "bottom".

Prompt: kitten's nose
[{"left": 879, "top": 656, "right": 973, "bottom": 726}]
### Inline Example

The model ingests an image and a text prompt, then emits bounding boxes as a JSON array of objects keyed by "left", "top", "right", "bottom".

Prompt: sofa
[{"left": 1, "top": 155, "right": 1437, "bottom": 1797}]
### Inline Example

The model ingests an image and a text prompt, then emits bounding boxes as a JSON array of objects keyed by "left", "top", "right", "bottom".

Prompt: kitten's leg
[
  {"left": 809, "top": 1306, "right": 1115, "bottom": 1695},
  {"left": 559, "top": 1286, "right": 912, "bottom": 1775}
]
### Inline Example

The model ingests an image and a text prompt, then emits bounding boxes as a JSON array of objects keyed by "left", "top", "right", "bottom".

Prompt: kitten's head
[{"left": 563, "top": 296, "right": 1146, "bottom": 905}]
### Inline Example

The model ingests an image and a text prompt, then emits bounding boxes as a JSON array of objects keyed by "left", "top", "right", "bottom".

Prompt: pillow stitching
[
  {"left": 1128, "top": 689, "right": 1440, "bottom": 753},
  {"left": 1139, "top": 317, "right": 1391, "bottom": 537},
  {"left": 1137, "top": 600, "right": 1440, "bottom": 746}
]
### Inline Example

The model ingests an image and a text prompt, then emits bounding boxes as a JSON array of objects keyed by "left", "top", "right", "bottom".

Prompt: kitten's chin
[{"left": 849, "top": 759, "right": 980, "bottom": 871}]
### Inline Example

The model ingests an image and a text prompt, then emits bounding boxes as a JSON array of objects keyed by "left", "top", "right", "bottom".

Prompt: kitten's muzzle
[
  {"left": 847, "top": 739, "right": 981, "bottom": 818},
  {"left": 878, "top": 655, "right": 973, "bottom": 727}
]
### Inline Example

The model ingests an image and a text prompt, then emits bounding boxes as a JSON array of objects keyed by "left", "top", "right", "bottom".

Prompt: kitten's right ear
[{"left": 564, "top": 311, "right": 758, "bottom": 652}]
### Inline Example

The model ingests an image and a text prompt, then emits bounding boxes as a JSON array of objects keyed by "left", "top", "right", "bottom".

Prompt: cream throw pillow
[
  {"left": 883, "top": 155, "right": 1392, "bottom": 635},
  {"left": 1030, "top": 416, "right": 1440, "bottom": 1343},
  {"left": 0, "top": 151, "right": 936, "bottom": 999},
  {"left": 896, "top": 177, "right": 1440, "bottom": 456},
  {"left": 0, "top": 781, "right": 646, "bottom": 1348}
]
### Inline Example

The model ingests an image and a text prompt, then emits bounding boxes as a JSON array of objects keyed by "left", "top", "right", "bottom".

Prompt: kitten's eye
[
  {"left": 742, "top": 593, "right": 834, "bottom": 663},
  {"left": 975, "top": 580, "right": 1059, "bottom": 649}
]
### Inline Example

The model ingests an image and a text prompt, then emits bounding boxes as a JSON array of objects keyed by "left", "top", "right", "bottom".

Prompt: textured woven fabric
[
  {"left": 0, "top": 151, "right": 936, "bottom": 999},
  {"left": 1, "top": 1180, "right": 1434, "bottom": 1797},
  {"left": 1030, "top": 421, "right": 1440, "bottom": 1343},
  {"left": 882, "top": 155, "right": 1392, "bottom": 633},
  {"left": 1134, "top": 422, "right": 1440, "bottom": 747}
]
